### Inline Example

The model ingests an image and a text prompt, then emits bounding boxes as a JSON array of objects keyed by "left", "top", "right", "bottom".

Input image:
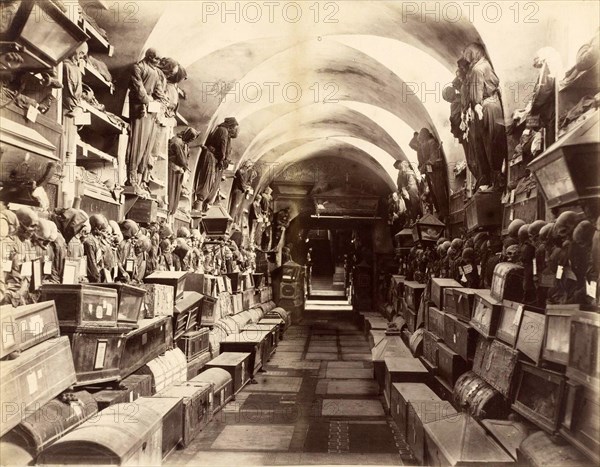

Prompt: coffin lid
[
  {"left": 208, "top": 351, "right": 251, "bottom": 366},
  {"left": 424, "top": 413, "right": 513, "bottom": 464},
  {"left": 372, "top": 336, "right": 412, "bottom": 361},
  {"left": 40, "top": 403, "right": 162, "bottom": 461},
  {"left": 0, "top": 118, "right": 57, "bottom": 160},
  {"left": 482, "top": 419, "right": 529, "bottom": 460},
  {"left": 157, "top": 383, "right": 209, "bottom": 399},
  {"left": 191, "top": 367, "right": 232, "bottom": 388},
  {"left": 214, "top": 317, "right": 240, "bottom": 335},
  {"left": 174, "top": 291, "right": 204, "bottom": 313}
]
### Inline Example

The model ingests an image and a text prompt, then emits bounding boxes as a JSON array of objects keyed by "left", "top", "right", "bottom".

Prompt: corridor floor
[{"left": 168, "top": 312, "right": 415, "bottom": 465}]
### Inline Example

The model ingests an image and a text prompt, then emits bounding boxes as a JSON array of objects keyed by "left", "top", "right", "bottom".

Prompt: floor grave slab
[
  {"left": 210, "top": 425, "right": 295, "bottom": 451},
  {"left": 327, "top": 361, "right": 371, "bottom": 369},
  {"left": 342, "top": 353, "right": 372, "bottom": 361},
  {"left": 321, "top": 399, "right": 385, "bottom": 417},
  {"left": 325, "top": 379, "right": 379, "bottom": 396},
  {"left": 245, "top": 376, "right": 303, "bottom": 392},
  {"left": 325, "top": 368, "right": 373, "bottom": 379},
  {"left": 307, "top": 346, "right": 338, "bottom": 353},
  {"left": 305, "top": 353, "right": 339, "bottom": 361},
  {"left": 348, "top": 422, "right": 399, "bottom": 453}
]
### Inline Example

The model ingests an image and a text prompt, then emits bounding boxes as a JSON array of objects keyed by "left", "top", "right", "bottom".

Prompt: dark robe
[
  {"left": 167, "top": 135, "right": 189, "bottom": 214},
  {"left": 195, "top": 125, "right": 231, "bottom": 207}
]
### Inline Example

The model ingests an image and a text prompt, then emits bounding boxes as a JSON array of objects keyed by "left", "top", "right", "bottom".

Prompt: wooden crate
[
  {"left": 518, "top": 430, "right": 591, "bottom": 467},
  {"left": 91, "top": 374, "right": 152, "bottom": 410},
  {"left": 190, "top": 367, "right": 233, "bottom": 414},
  {"left": 471, "top": 289, "right": 503, "bottom": 338},
  {"left": 443, "top": 313, "right": 477, "bottom": 362},
  {"left": 543, "top": 305, "right": 578, "bottom": 366},
  {"left": 391, "top": 382, "right": 440, "bottom": 438},
  {"left": 93, "top": 283, "right": 146, "bottom": 325},
  {"left": 119, "top": 316, "right": 170, "bottom": 378},
  {"left": 566, "top": 310, "right": 600, "bottom": 391},
  {"left": 496, "top": 300, "right": 525, "bottom": 347},
  {"left": 437, "top": 341, "right": 469, "bottom": 388},
  {"left": 464, "top": 190, "right": 502, "bottom": 232},
  {"left": 39, "top": 403, "right": 163, "bottom": 465},
  {"left": 403, "top": 281, "right": 426, "bottom": 313},
  {"left": 133, "top": 396, "right": 184, "bottom": 460},
  {"left": 177, "top": 328, "right": 210, "bottom": 362},
  {"left": 1, "top": 337, "right": 76, "bottom": 437},
  {"left": 205, "top": 352, "right": 252, "bottom": 395},
  {"left": 383, "top": 357, "right": 429, "bottom": 409},
  {"left": 473, "top": 339, "right": 519, "bottom": 399},
  {"left": 144, "top": 271, "right": 188, "bottom": 302},
  {"left": 427, "top": 306, "right": 446, "bottom": 340},
  {"left": 452, "top": 287, "right": 479, "bottom": 322},
  {"left": 430, "top": 278, "right": 462, "bottom": 310},
  {"left": 422, "top": 329, "right": 440, "bottom": 371},
  {"left": 126, "top": 197, "right": 157, "bottom": 224},
  {"left": 453, "top": 371, "right": 509, "bottom": 420},
  {"left": 0, "top": 301, "right": 59, "bottom": 359},
  {"left": 491, "top": 262, "right": 525, "bottom": 303},
  {"left": 138, "top": 283, "right": 174, "bottom": 319},
  {"left": 516, "top": 310, "right": 546, "bottom": 364}
]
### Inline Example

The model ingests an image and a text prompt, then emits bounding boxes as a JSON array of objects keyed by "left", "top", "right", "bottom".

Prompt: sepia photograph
[{"left": 0, "top": 0, "right": 599, "bottom": 465}]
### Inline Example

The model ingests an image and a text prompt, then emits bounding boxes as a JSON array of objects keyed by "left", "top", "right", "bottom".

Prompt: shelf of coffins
[
  {"left": 78, "top": 101, "right": 127, "bottom": 136},
  {"left": 82, "top": 61, "right": 114, "bottom": 94},
  {"left": 76, "top": 140, "right": 116, "bottom": 164},
  {"left": 78, "top": 17, "right": 113, "bottom": 56}
]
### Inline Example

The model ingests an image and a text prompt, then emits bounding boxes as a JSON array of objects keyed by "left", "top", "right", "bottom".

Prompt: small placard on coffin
[
  {"left": 424, "top": 412, "right": 514, "bottom": 466},
  {"left": 472, "top": 338, "right": 518, "bottom": 398},
  {"left": 512, "top": 362, "right": 566, "bottom": 433},
  {"left": 518, "top": 430, "right": 591, "bottom": 467},
  {"left": 566, "top": 310, "right": 600, "bottom": 391},
  {"left": 1, "top": 337, "right": 77, "bottom": 437},
  {"left": 139, "top": 283, "right": 174, "bottom": 318},
  {"left": 91, "top": 373, "right": 152, "bottom": 410},
  {"left": 452, "top": 371, "right": 508, "bottom": 420},
  {"left": 491, "top": 262, "right": 525, "bottom": 302},
  {"left": 404, "top": 281, "right": 426, "bottom": 312},
  {"left": 155, "top": 383, "right": 212, "bottom": 447},
  {"left": 452, "top": 288, "right": 479, "bottom": 322},
  {"left": 391, "top": 382, "right": 440, "bottom": 439},
  {"left": 38, "top": 402, "right": 164, "bottom": 466},
  {"left": 190, "top": 367, "right": 233, "bottom": 414},
  {"left": 6, "top": 390, "right": 98, "bottom": 457},
  {"left": 516, "top": 310, "right": 546, "bottom": 364},
  {"left": 464, "top": 190, "right": 503, "bottom": 232},
  {"left": 430, "top": 278, "right": 462, "bottom": 310},
  {"left": 205, "top": 351, "right": 252, "bottom": 395},
  {"left": 94, "top": 283, "right": 146, "bottom": 325},
  {"left": 40, "top": 284, "right": 119, "bottom": 328},
  {"left": 144, "top": 271, "right": 188, "bottom": 302},
  {"left": 0, "top": 301, "right": 59, "bottom": 359},
  {"left": 543, "top": 305, "right": 578, "bottom": 366},
  {"left": 560, "top": 381, "right": 600, "bottom": 464},
  {"left": 471, "top": 290, "right": 502, "bottom": 338}
]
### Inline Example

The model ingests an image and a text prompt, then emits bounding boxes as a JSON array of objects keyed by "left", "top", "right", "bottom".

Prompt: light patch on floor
[
  {"left": 325, "top": 379, "right": 379, "bottom": 395},
  {"left": 246, "top": 376, "right": 303, "bottom": 392},
  {"left": 325, "top": 368, "right": 373, "bottom": 379},
  {"left": 321, "top": 399, "right": 385, "bottom": 417},
  {"left": 305, "top": 353, "right": 339, "bottom": 361},
  {"left": 210, "top": 425, "right": 295, "bottom": 451}
]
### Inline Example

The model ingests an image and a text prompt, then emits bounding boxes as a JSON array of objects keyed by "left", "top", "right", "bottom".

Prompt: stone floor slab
[
  {"left": 305, "top": 353, "right": 339, "bottom": 361},
  {"left": 342, "top": 353, "right": 372, "bottom": 361},
  {"left": 308, "top": 346, "right": 339, "bottom": 353},
  {"left": 325, "top": 368, "right": 373, "bottom": 379},
  {"left": 210, "top": 425, "right": 295, "bottom": 451},
  {"left": 327, "top": 361, "right": 370, "bottom": 369},
  {"left": 326, "top": 379, "right": 379, "bottom": 395},
  {"left": 321, "top": 399, "right": 385, "bottom": 417},
  {"left": 245, "top": 376, "right": 303, "bottom": 392}
]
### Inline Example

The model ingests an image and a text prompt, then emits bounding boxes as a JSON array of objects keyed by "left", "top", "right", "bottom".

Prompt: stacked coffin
[{"left": 402, "top": 281, "right": 426, "bottom": 333}]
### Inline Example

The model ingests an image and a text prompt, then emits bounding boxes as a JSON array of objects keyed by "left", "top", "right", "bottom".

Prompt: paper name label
[
  {"left": 463, "top": 264, "right": 473, "bottom": 274},
  {"left": 26, "top": 105, "right": 39, "bottom": 123},
  {"left": 556, "top": 265, "right": 564, "bottom": 279},
  {"left": 587, "top": 281, "right": 597, "bottom": 298}
]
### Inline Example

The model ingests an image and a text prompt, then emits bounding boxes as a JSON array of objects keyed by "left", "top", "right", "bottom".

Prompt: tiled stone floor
[{"left": 167, "top": 312, "right": 414, "bottom": 466}]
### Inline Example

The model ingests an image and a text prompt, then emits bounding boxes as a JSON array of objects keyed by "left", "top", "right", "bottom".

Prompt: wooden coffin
[
  {"left": 219, "top": 331, "right": 266, "bottom": 377},
  {"left": 259, "top": 318, "right": 285, "bottom": 341},
  {"left": 5, "top": 390, "right": 97, "bottom": 458},
  {"left": 405, "top": 307, "right": 417, "bottom": 334},
  {"left": 409, "top": 328, "right": 425, "bottom": 357},
  {"left": 232, "top": 293, "right": 243, "bottom": 313},
  {"left": 452, "top": 288, "right": 479, "bottom": 322},
  {"left": 38, "top": 403, "right": 163, "bottom": 465},
  {"left": 242, "top": 288, "right": 255, "bottom": 310},
  {"left": 404, "top": 281, "right": 426, "bottom": 312},
  {"left": 247, "top": 307, "right": 264, "bottom": 324},
  {"left": 407, "top": 399, "right": 459, "bottom": 465},
  {"left": 516, "top": 311, "right": 546, "bottom": 364},
  {"left": 184, "top": 273, "right": 213, "bottom": 295},
  {"left": 372, "top": 333, "right": 413, "bottom": 390},
  {"left": 205, "top": 352, "right": 252, "bottom": 395},
  {"left": 119, "top": 316, "right": 170, "bottom": 378},
  {"left": 427, "top": 306, "right": 446, "bottom": 339},
  {"left": 423, "top": 412, "right": 514, "bottom": 466},
  {"left": 390, "top": 382, "right": 440, "bottom": 438},
  {"left": 144, "top": 271, "right": 188, "bottom": 302},
  {"left": 135, "top": 348, "right": 187, "bottom": 394},
  {"left": 472, "top": 338, "right": 518, "bottom": 398},
  {"left": 64, "top": 325, "right": 129, "bottom": 385},
  {"left": 177, "top": 328, "right": 210, "bottom": 362},
  {"left": 94, "top": 283, "right": 146, "bottom": 325},
  {"left": 431, "top": 278, "right": 462, "bottom": 310},
  {"left": 482, "top": 419, "right": 529, "bottom": 461},
  {"left": 443, "top": 288, "right": 459, "bottom": 317},
  {"left": 543, "top": 305, "right": 578, "bottom": 365},
  {"left": 186, "top": 351, "right": 212, "bottom": 380},
  {"left": 155, "top": 384, "right": 212, "bottom": 447},
  {"left": 139, "top": 283, "right": 174, "bottom": 319},
  {"left": 191, "top": 367, "right": 233, "bottom": 413},
  {"left": 470, "top": 290, "right": 502, "bottom": 338},
  {"left": 265, "top": 306, "right": 291, "bottom": 329},
  {"left": 421, "top": 329, "right": 440, "bottom": 371},
  {"left": 200, "top": 295, "right": 218, "bottom": 326},
  {"left": 91, "top": 374, "right": 152, "bottom": 410},
  {"left": 383, "top": 357, "right": 429, "bottom": 409},
  {"left": 173, "top": 292, "right": 202, "bottom": 340},
  {"left": 225, "top": 272, "right": 241, "bottom": 293},
  {"left": 443, "top": 313, "right": 477, "bottom": 361},
  {"left": 0, "top": 301, "right": 59, "bottom": 360},
  {"left": 1, "top": 337, "right": 77, "bottom": 437},
  {"left": 496, "top": 300, "right": 525, "bottom": 347},
  {"left": 464, "top": 190, "right": 503, "bottom": 232},
  {"left": 244, "top": 323, "right": 278, "bottom": 359},
  {"left": 491, "top": 262, "right": 525, "bottom": 303},
  {"left": 567, "top": 310, "right": 600, "bottom": 391},
  {"left": 136, "top": 396, "right": 184, "bottom": 459},
  {"left": 178, "top": 380, "right": 214, "bottom": 423},
  {"left": 452, "top": 371, "right": 508, "bottom": 420},
  {"left": 0, "top": 440, "right": 34, "bottom": 466},
  {"left": 560, "top": 381, "right": 600, "bottom": 464},
  {"left": 518, "top": 430, "right": 593, "bottom": 467},
  {"left": 512, "top": 362, "right": 566, "bottom": 433},
  {"left": 40, "top": 284, "right": 119, "bottom": 328},
  {"left": 437, "top": 341, "right": 469, "bottom": 388}
]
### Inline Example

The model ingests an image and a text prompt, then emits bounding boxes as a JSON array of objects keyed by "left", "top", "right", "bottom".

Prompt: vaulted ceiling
[{"left": 92, "top": 0, "right": 598, "bottom": 198}]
